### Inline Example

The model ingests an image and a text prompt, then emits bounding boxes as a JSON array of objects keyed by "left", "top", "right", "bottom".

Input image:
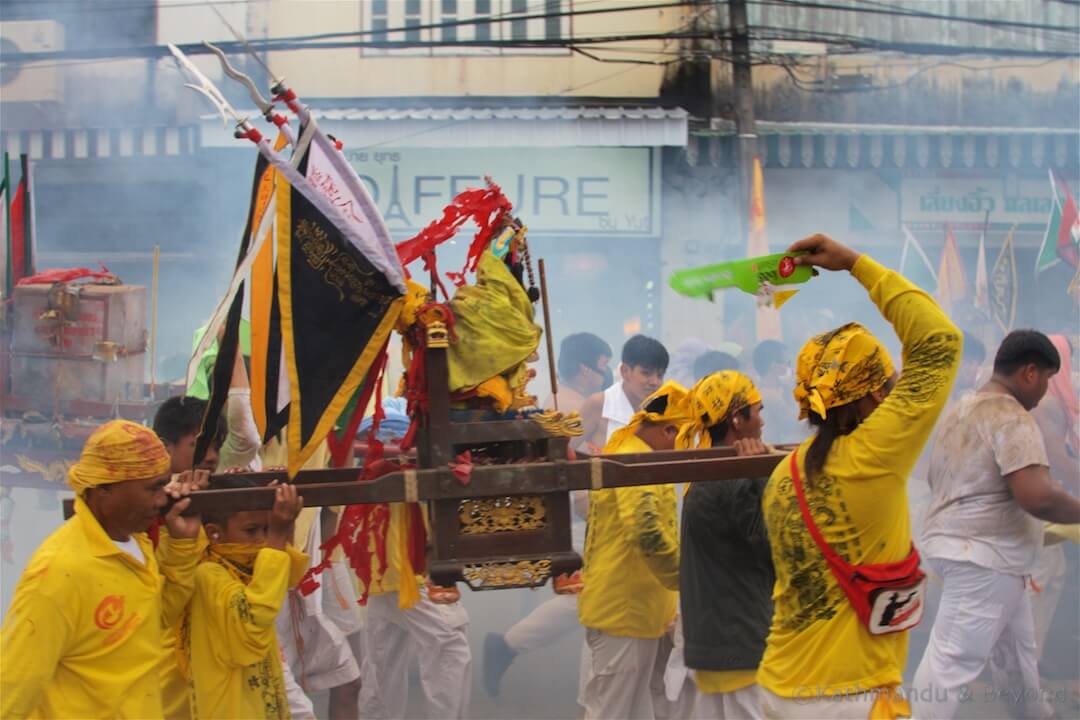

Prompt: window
[
  {"left": 442, "top": 0, "right": 458, "bottom": 42},
  {"left": 371, "top": 0, "right": 389, "bottom": 43},
  {"left": 511, "top": 0, "right": 527, "bottom": 42},
  {"left": 405, "top": 0, "right": 422, "bottom": 42},
  {"left": 475, "top": 0, "right": 492, "bottom": 42},
  {"left": 361, "top": 0, "right": 570, "bottom": 56}
]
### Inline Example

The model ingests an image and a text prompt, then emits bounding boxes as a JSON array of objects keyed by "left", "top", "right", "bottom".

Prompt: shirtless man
[
  {"left": 544, "top": 332, "right": 612, "bottom": 414},
  {"left": 576, "top": 335, "right": 669, "bottom": 452}
]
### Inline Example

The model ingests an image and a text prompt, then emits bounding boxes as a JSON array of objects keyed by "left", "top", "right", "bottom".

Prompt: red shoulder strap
[{"left": 789, "top": 451, "right": 850, "bottom": 571}]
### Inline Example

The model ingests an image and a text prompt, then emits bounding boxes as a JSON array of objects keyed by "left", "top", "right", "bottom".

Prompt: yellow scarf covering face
[
  {"left": 794, "top": 322, "right": 895, "bottom": 420},
  {"left": 676, "top": 371, "right": 762, "bottom": 449},
  {"left": 67, "top": 419, "right": 172, "bottom": 495},
  {"left": 606, "top": 380, "right": 693, "bottom": 450},
  {"left": 206, "top": 542, "right": 309, "bottom": 588}
]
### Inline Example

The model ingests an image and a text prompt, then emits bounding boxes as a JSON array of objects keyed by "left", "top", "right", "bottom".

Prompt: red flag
[
  {"left": 9, "top": 154, "right": 34, "bottom": 286},
  {"left": 1053, "top": 175, "right": 1079, "bottom": 268}
]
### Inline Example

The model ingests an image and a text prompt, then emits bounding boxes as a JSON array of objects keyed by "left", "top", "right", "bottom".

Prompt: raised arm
[
  {"left": 218, "top": 344, "right": 263, "bottom": 472},
  {"left": 790, "top": 234, "right": 961, "bottom": 475}
]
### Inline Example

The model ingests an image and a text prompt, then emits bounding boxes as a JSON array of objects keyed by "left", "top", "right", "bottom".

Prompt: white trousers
[
  {"left": 760, "top": 687, "right": 877, "bottom": 719},
  {"left": 581, "top": 629, "right": 666, "bottom": 720},
  {"left": 278, "top": 591, "right": 362, "bottom": 692},
  {"left": 280, "top": 644, "right": 317, "bottom": 720},
  {"left": 912, "top": 558, "right": 1051, "bottom": 720},
  {"left": 505, "top": 593, "right": 580, "bottom": 654},
  {"left": 691, "top": 683, "right": 765, "bottom": 720},
  {"left": 359, "top": 590, "right": 472, "bottom": 719}
]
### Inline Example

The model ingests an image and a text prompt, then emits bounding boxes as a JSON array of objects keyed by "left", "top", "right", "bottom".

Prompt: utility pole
[{"left": 728, "top": 0, "right": 757, "bottom": 246}]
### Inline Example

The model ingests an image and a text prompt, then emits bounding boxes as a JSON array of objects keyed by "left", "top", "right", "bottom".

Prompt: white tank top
[{"left": 601, "top": 382, "right": 636, "bottom": 441}]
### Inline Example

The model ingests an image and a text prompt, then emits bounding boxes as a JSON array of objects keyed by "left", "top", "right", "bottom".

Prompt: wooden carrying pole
[{"left": 538, "top": 258, "right": 558, "bottom": 410}]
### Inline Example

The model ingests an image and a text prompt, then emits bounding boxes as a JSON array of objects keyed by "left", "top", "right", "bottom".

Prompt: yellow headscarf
[
  {"left": 66, "top": 419, "right": 172, "bottom": 495},
  {"left": 793, "top": 322, "right": 895, "bottom": 420},
  {"left": 605, "top": 380, "right": 693, "bottom": 450},
  {"left": 676, "top": 370, "right": 763, "bottom": 449}
]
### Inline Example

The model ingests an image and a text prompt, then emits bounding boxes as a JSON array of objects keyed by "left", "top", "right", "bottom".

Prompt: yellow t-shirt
[
  {"left": 758, "top": 256, "right": 960, "bottom": 697},
  {"left": 695, "top": 669, "right": 757, "bottom": 694},
  {"left": 578, "top": 433, "right": 679, "bottom": 638},
  {"left": 0, "top": 498, "right": 200, "bottom": 719},
  {"left": 188, "top": 546, "right": 308, "bottom": 720}
]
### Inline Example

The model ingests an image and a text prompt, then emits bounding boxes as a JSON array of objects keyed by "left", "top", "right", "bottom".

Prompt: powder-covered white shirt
[{"left": 921, "top": 391, "right": 1050, "bottom": 575}]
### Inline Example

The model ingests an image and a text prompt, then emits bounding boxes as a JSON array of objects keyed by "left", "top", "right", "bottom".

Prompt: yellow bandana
[
  {"left": 606, "top": 380, "right": 693, "bottom": 450},
  {"left": 205, "top": 542, "right": 309, "bottom": 588},
  {"left": 794, "top": 322, "right": 895, "bottom": 420},
  {"left": 67, "top": 419, "right": 172, "bottom": 495},
  {"left": 676, "top": 371, "right": 762, "bottom": 449}
]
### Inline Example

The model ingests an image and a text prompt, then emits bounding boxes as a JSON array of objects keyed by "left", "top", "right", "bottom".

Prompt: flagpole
[
  {"left": 538, "top": 258, "right": 558, "bottom": 412},
  {"left": 149, "top": 244, "right": 160, "bottom": 399}
]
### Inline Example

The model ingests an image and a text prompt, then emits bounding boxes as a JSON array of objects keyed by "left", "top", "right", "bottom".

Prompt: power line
[
  {"left": 237, "top": 0, "right": 699, "bottom": 45},
  {"left": 756, "top": 0, "right": 1079, "bottom": 36}
]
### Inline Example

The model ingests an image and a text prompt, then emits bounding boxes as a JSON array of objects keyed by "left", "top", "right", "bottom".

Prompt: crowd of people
[{"left": 1, "top": 233, "right": 1077, "bottom": 720}]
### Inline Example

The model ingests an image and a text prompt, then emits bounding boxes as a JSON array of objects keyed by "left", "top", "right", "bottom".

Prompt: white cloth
[
  {"left": 922, "top": 393, "right": 1050, "bottom": 574},
  {"left": 661, "top": 616, "right": 697, "bottom": 720},
  {"left": 320, "top": 558, "right": 366, "bottom": 637},
  {"left": 912, "top": 558, "right": 1051, "bottom": 720},
  {"left": 760, "top": 686, "right": 876, "bottom": 719},
  {"left": 656, "top": 625, "right": 696, "bottom": 720},
  {"left": 505, "top": 593, "right": 580, "bottom": 654},
  {"left": 280, "top": 649, "right": 317, "bottom": 720},
  {"left": 504, "top": 518, "right": 587, "bottom": 656},
  {"left": 602, "top": 382, "right": 636, "bottom": 442},
  {"left": 277, "top": 514, "right": 362, "bottom": 693},
  {"left": 359, "top": 589, "right": 472, "bottom": 719},
  {"left": 278, "top": 596, "right": 362, "bottom": 692},
  {"left": 111, "top": 536, "right": 145, "bottom": 565},
  {"left": 691, "top": 683, "right": 764, "bottom": 720},
  {"left": 217, "top": 389, "right": 264, "bottom": 472},
  {"left": 581, "top": 629, "right": 665, "bottom": 720}
]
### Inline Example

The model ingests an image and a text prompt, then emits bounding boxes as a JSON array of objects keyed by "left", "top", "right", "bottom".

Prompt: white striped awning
[
  {"left": 0, "top": 126, "right": 200, "bottom": 160},
  {"left": 201, "top": 106, "right": 689, "bottom": 149}
]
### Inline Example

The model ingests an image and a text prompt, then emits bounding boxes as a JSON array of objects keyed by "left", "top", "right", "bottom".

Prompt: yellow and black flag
[{"left": 274, "top": 129, "right": 404, "bottom": 476}]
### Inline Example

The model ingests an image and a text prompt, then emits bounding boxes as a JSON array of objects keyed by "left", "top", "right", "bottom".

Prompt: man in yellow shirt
[
  {"left": 677, "top": 370, "right": 772, "bottom": 718},
  {"left": 757, "top": 234, "right": 960, "bottom": 719},
  {"left": 578, "top": 381, "right": 692, "bottom": 720},
  {"left": 1, "top": 419, "right": 204, "bottom": 718}
]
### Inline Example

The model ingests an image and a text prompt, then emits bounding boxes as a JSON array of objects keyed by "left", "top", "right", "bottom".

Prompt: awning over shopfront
[
  {"left": 691, "top": 121, "right": 1078, "bottom": 172},
  {"left": 200, "top": 105, "right": 689, "bottom": 149}
]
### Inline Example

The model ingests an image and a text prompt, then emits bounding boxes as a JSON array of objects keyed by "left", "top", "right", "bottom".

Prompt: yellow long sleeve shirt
[
  {"left": 188, "top": 546, "right": 308, "bottom": 720},
  {"left": 578, "top": 433, "right": 680, "bottom": 638},
  {"left": 0, "top": 497, "right": 201, "bottom": 719},
  {"left": 758, "top": 255, "right": 961, "bottom": 697}
]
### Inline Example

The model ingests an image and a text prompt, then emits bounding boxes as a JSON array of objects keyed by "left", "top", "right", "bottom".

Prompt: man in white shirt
[
  {"left": 913, "top": 330, "right": 1080, "bottom": 719},
  {"left": 577, "top": 335, "right": 669, "bottom": 452}
]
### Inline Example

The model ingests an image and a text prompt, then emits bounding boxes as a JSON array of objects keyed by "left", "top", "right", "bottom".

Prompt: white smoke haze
[{"left": 1, "top": 0, "right": 1078, "bottom": 715}]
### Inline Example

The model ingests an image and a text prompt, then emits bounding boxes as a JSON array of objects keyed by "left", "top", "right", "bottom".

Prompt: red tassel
[
  {"left": 450, "top": 450, "right": 473, "bottom": 486},
  {"left": 395, "top": 184, "right": 512, "bottom": 282}
]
